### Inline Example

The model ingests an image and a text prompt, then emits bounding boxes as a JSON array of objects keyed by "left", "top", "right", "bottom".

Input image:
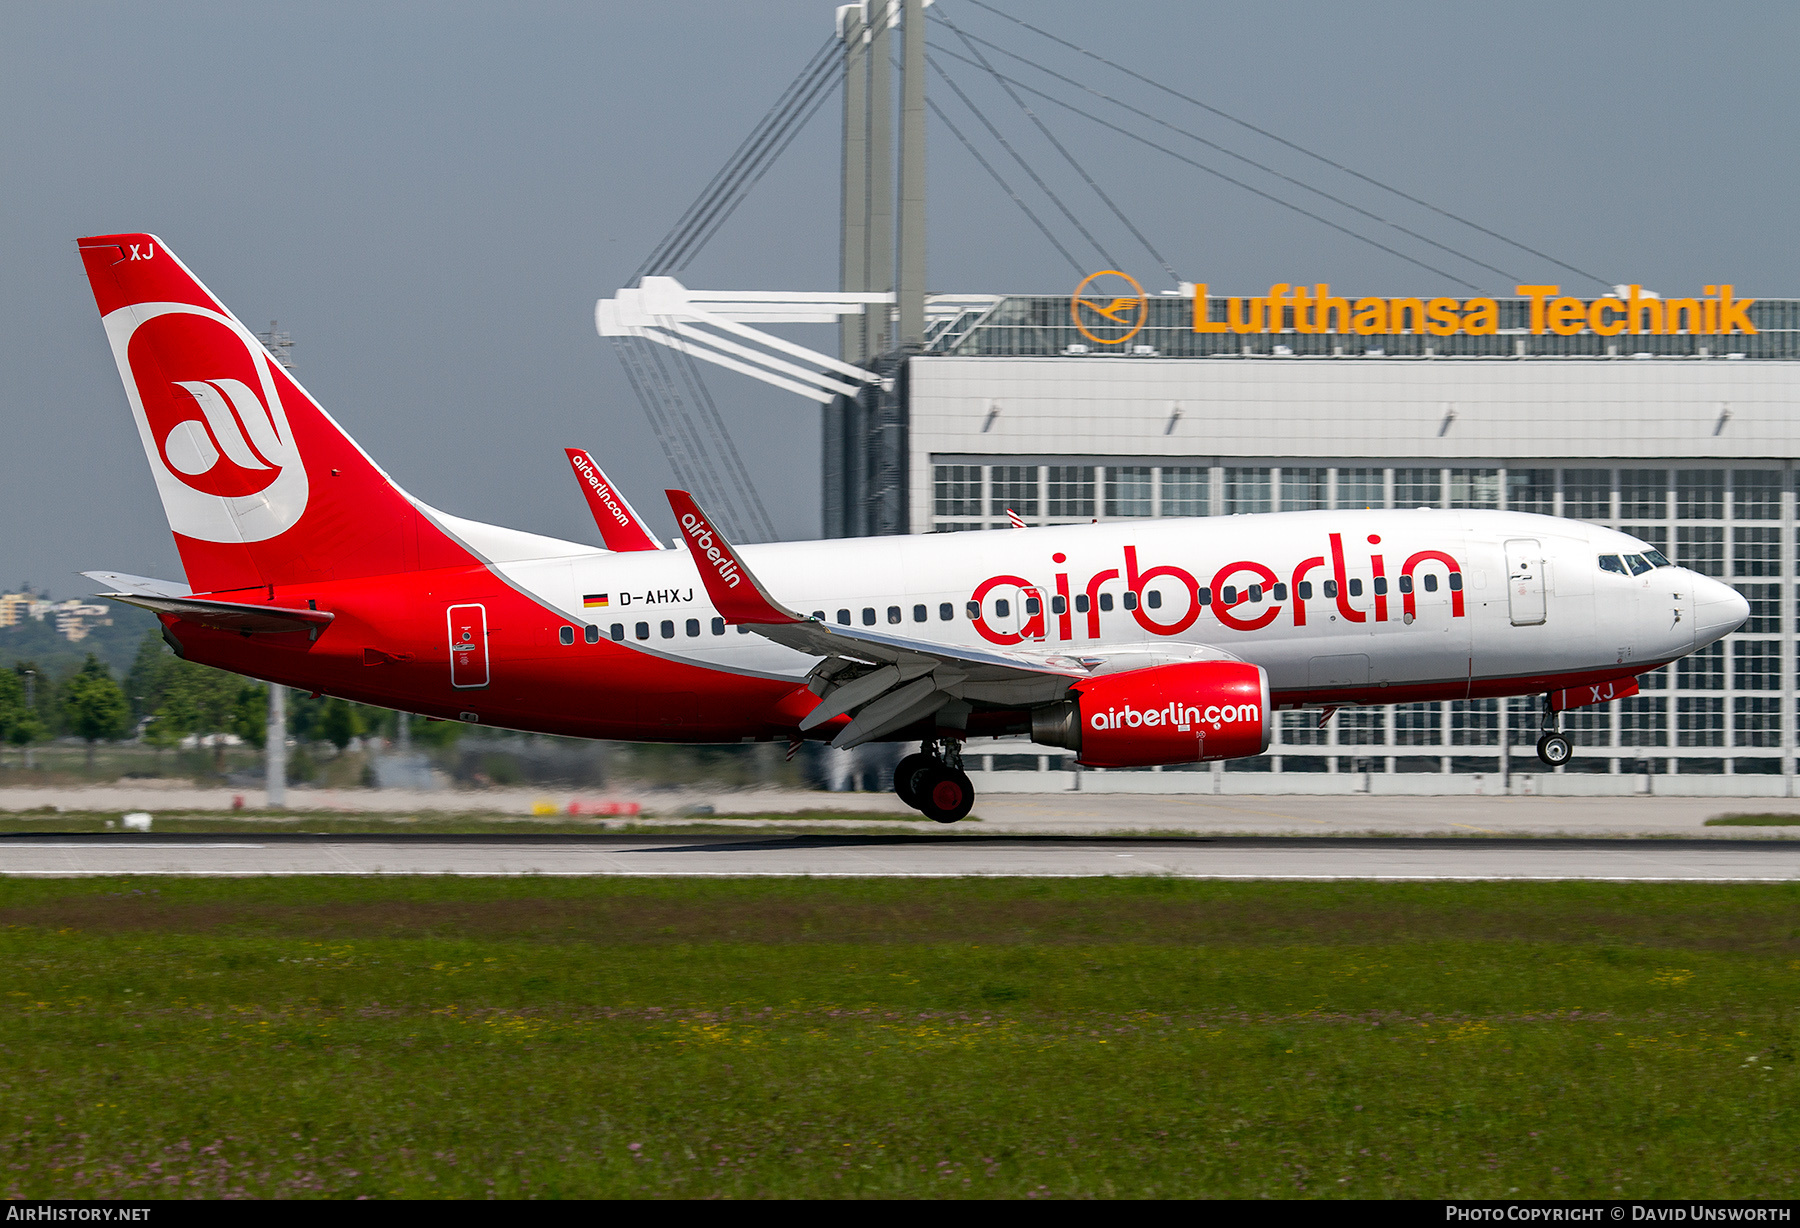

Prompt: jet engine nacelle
[{"left": 1029, "top": 660, "right": 1271, "bottom": 768}]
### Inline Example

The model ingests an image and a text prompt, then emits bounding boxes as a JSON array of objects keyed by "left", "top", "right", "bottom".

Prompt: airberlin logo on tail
[
  {"left": 102, "top": 302, "right": 309, "bottom": 544},
  {"left": 678, "top": 512, "right": 743, "bottom": 588},
  {"left": 1092, "top": 701, "right": 1258, "bottom": 734},
  {"left": 570, "top": 453, "right": 633, "bottom": 529}
]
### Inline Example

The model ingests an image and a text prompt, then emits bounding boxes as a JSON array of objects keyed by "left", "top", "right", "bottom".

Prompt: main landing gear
[
  {"left": 894, "top": 737, "right": 975, "bottom": 824},
  {"left": 1536, "top": 695, "right": 1572, "bottom": 768}
]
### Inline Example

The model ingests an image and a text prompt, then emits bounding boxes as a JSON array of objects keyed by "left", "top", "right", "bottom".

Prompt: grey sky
[{"left": 5, "top": 1, "right": 1796, "bottom": 597}]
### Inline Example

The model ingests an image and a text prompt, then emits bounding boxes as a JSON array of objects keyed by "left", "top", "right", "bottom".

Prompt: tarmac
[{"left": 1, "top": 832, "right": 1797, "bottom": 880}]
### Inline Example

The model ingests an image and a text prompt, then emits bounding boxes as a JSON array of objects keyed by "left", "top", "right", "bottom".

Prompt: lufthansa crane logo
[{"left": 1071, "top": 270, "right": 1147, "bottom": 346}]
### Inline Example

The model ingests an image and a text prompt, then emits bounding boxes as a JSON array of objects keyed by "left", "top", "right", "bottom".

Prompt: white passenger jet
[{"left": 76, "top": 234, "right": 1747, "bottom": 821}]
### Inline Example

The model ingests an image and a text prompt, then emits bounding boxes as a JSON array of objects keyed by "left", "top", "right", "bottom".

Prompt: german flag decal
[{"left": 583, "top": 594, "right": 609, "bottom": 608}]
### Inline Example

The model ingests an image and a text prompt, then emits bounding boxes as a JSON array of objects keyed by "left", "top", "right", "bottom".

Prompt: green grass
[
  {"left": 0, "top": 877, "right": 1796, "bottom": 1199},
  {"left": 0, "top": 810, "right": 943, "bottom": 836},
  {"left": 1707, "top": 814, "right": 1800, "bottom": 827}
]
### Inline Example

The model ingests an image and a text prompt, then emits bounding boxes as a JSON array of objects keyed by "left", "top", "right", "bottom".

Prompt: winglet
[
  {"left": 565, "top": 448, "right": 662, "bottom": 551},
  {"left": 665, "top": 490, "right": 802, "bottom": 625}
]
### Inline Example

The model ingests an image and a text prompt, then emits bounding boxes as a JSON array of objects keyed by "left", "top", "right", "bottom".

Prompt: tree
[
  {"left": 61, "top": 655, "right": 129, "bottom": 767},
  {"left": 319, "top": 698, "right": 364, "bottom": 750}
]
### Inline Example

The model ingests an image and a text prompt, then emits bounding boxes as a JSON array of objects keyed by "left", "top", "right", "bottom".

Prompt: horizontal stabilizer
[
  {"left": 81, "top": 571, "right": 193, "bottom": 599},
  {"left": 101, "top": 592, "right": 336, "bottom": 638}
]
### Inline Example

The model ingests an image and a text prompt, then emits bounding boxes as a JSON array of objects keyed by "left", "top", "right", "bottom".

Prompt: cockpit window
[
  {"left": 1643, "top": 549, "right": 1672, "bottom": 568},
  {"left": 1625, "top": 554, "right": 1653, "bottom": 576},
  {"left": 1597, "top": 554, "right": 1627, "bottom": 574}
]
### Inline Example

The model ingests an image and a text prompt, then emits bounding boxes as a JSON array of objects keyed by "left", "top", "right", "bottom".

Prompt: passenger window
[
  {"left": 686, "top": 619, "right": 700, "bottom": 637},
  {"left": 1373, "top": 577, "right": 1388, "bottom": 595},
  {"left": 1397, "top": 575, "right": 1413, "bottom": 594},
  {"left": 811, "top": 611, "right": 825, "bottom": 622},
  {"left": 913, "top": 604, "right": 927, "bottom": 622},
  {"left": 1323, "top": 580, "right": 1338, "bottom": 599},
  {"left": 966, "top": 601, "right": 980, "bottom": 619},
  {"left": 559, "top": 625, "right": 574, "bottom": 646},
  {"left": 862, "top": 607, "right": 877, "bottom": 626},
  {"left": 1099, "top": 593, "right": 1114, "bottom": 612},
  {"left": 1272, "top": 584, "right": 1288, "bottom": 601},
  {"left": 1448, "top": 573, "right": 1464, "bottom": 590},
  {"left": 1222, "top": 586, "right": 1238, "bottom": 604},
  {"left": 609, "top": 623, "right": 624, "bottom": 641},
  {"left": 1348, "top": 579, "right": 1363, "bottom": 597},
  {"left": 1598, "top": 554, "right": 1627, "bottom": 574},
  {"left": 837, "top": 609, "right": 851, "bottom": 625},
  {"left": 585, "top": 625, "right": 600, "bottom": 644},
  {"left": 660, "top": 620, "right": 675, "bottom": 639},
  {"left": 712, "top": 617, "right": 726, "bottom": 635},
  {"left": 1075, "top": 594, "right": 1090, "bottom": 613},
  {"left": 1423, "top": 574, "right": 1438, "bottom": 592},
  {"left": 1024, "top": 597, "right": 1041, "bottom": 616},
  {"left": 1122, "top": 592, "right": 1138, "bottom": 611},
  {"left": 887, "top": 606, "right": 901, "bottom": 624},
  {"left": 1248, "top": 584, "right": 1263, "bottom": 602},
  {"left": 635, "top": 622, "right": 650, "bottom": 640},
  {"left": 1146, "top": 591, "right": 1161, "bottom": 609},
  {"left": 1198, "top": 587, "right": 1212, "bottom": 605},
  {"left": 938, "top": 603, "right": 953, "bottom": 620},
  {"left": 1644, "top": 550, "right": 1671, "bottom": 568},
  {"left": 1626, "top": 554, "right": 1653, "bottom": 576},
  {"left": 1296, "top": 581, "right": 1312, "bottom": 600},
  {"left": 1050, "top": 595, "right": 1066, "bottom": 615},
  {"left": 995, "top": 599, "right": 1010, "bottom": 618},
  {"left": 738, "top": 626, "right": 750, "bottom": 634}
]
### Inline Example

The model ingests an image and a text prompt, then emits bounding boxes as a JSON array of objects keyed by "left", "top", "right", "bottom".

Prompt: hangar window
[
  {"left": 559, "top": 626, "right": 575, "bottom": 646},
  {"left": 888, "top": 606, "right": 902, "bottom": 624},
  {"left": 1024, "top": 596, "right": 1041, "bottom": 615},
  {"left": 609, "top": 623, "right": 624, "bottom": 641},
  {"left": 686, "top": 619, "right": 701, "bottom": 637},
  {"left": 1161, "top": 467, "right": 1208, "bottom": 517},
  {"left": 1296, "top": 582, "right": 1312, "bottom": 600},
  {"left": 1075, "top": 594, "right": 1089, "bottom": 614},
  {"left": 712, "top": 618, "right": 726, "bottom": 635},
  {"left": 635, "top": 622, "right": 650, "bottom": 640},
  {"left": 1050, "top": 595, "right": 1066, "bottom": 615},
  {"left": 1347, "top": 579, "right": 1363, "bottom": 597},
  {"left": 862, "top": 607, "right": 877, "bottom": 625},
  {"left": 939, "top": 603, "right": 953, "bottom": 621},
  {"left": 1105, "top": 467, "right": 1152, "bottom": 517},
  {"left": 913, "top": 604, "right": 928, "bottom": 622},
  {"left": 660, "top": 620, "right": 675, "bottom": 639},
  {"left": 585, "top": 625, "right": 600, "bottom": 644},
  {"left": 1423, "top": 575, "right": 1438, "bottom": 592},
  {"left": 1122, "top": 592, "right": 1138, "bottom": 611}
]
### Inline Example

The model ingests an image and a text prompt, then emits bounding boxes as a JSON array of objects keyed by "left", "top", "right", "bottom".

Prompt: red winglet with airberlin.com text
[{"left": 664, "top": 490, "right": 803, "bottom": 625}]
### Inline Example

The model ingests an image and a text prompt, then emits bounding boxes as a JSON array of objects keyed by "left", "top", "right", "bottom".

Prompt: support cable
[
  {"left": 926, "top": 93, "right": 1086, "bottom": 276},
  {"left": 957, "top": 0, "right": 1611, "bottom": 289},
  {"left": 936, "top": 9, "right": 1178, "bottom": 286},
  {"left": 926, "top": 54, "right": 1121, "bottom": 271},
  {"left": 669, "top": 341, "right": 779, "bottom": 541},
  {"left": 930, "top": 42, "right": 1482, "bottom": 292},
  {"left": 942, "top": 29, "right": 1522, "bottom": 289}
]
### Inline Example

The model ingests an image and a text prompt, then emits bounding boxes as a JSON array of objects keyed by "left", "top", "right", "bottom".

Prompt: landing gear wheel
[
  {"left": 917, "top": 765, "right": 975, "bottom": 824},
  {"left": 893, "top": 753, "right": 934, "bottom": 808},
  {"left": 1536, "top": 733, "right": 1572, "bottom": 767}
]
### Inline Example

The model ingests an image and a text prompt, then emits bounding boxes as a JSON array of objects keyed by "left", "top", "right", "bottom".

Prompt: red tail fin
[
  {"left": 77, "top": 234, "right": 470, "bottom": 593},
  {"left": 564, "top": 448, "right": 661, "bottom": 552}
]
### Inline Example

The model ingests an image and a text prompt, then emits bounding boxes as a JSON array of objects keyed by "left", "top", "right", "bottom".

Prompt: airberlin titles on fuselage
[{"left": 966, "top": 532, "right": 1464, "bottom": 645}]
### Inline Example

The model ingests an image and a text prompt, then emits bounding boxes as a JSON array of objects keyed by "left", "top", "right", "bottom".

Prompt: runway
[{"left": 2, "top": 833, "right": 1799, "bottom": 880}]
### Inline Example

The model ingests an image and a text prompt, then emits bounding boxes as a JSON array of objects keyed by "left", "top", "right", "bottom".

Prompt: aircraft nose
[{"left": 1692, "top": 575, "right": 1749, "bottom": 648}]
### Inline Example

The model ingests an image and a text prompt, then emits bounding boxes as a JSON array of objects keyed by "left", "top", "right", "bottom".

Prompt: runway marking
[{"left": 0, "top": 870, "right": 1795, "bottom": 882}]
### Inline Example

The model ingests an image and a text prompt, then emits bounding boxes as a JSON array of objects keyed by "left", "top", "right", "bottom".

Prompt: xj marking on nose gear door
[{"left": 447, "top": 604, "right": 489, "bottom": 689}]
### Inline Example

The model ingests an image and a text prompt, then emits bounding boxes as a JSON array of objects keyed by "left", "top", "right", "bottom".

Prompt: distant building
[{"left": 0, "top": 594, "right": 112, "bottom": 642}]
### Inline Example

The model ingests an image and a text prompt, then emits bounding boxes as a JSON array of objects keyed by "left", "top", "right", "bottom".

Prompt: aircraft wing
[{"left": 665, "top": 490, "right": 1085, "bottom": 748}]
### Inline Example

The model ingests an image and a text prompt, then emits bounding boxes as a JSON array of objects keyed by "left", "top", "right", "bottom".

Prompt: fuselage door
[
  {"left": 1504, "top": 539, "right": 1546, "bottom": 627},
  {"left": 448, "top": 603, "right": 490, "bottom": 688}
]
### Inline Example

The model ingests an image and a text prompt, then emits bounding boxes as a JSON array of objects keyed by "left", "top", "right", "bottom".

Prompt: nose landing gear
[
  {"left": 1536, "top": 694, "right": 1572, "bottom": 767},
  {"left": 894, "top": 737, "right": 975, "bottom": 824}
]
